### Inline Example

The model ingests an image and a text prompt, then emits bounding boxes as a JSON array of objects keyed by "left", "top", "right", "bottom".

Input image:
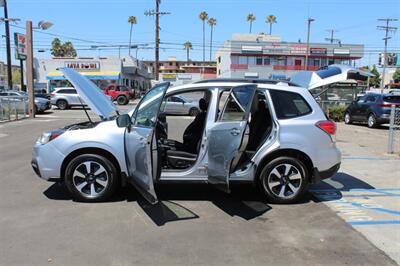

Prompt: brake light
[
  {"left": 316, "top": 120, "right": 336, "bottom": 135},
  {"left": 50, "top": 92, "right": 55, "bottom": 97},
  {"left": 380, "top": 103, "right": 399, "bottom": 107}
]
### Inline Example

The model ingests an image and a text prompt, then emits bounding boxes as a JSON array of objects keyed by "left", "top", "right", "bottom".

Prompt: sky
[{"left": 3, "top": 0, "right": 400, "bottom": 67}]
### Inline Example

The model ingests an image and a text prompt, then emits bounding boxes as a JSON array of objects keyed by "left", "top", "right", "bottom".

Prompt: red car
[{"left": 102, "top": 85, "right": 131, "bottom": 105}]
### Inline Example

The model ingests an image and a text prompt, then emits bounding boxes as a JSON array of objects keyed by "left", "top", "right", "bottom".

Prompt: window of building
[
  {"left": 238, "top": 56, "right": 247, "bottom": 65},
  {"left": 263, "top": 57, "right": 270, "bottom": 65},
  {"left": 218, "top": 56, "right": 221, "bottom": 63},
  {"left": 248, "top": 56, "right": 256, "bottom": 65},
  {"left": 256, "top": 57, "right": 263, "bottom": 65},
  {"left": 269, "top": 90, "right": 312, "bottom": 119}
]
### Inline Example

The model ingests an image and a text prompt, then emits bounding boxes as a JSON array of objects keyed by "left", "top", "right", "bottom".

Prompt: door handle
[{"left": 230, "top": 128, "right": 240, "bottom": 136}]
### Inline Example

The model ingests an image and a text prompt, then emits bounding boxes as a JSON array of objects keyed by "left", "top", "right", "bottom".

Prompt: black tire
[
  {"left": 344, "top": 112, "right": 352, "bottom": 124},
  {"left": 116, "top": 95, "right": 129, "bottom": 105},
  {"left": 367, "top": 113, "right": 377, "bottom": 128},
  {"left": 56, "top": 99, "right": 68, "bottom": 110},
  {"left": 189, "top": 107, "right": 199, "bottom": 116},
  {"left": 64, "top": 154, "right": 119, "bottom": 202},
  {"left": 258, "top": 156, "right": 309, "bottom": 204}
]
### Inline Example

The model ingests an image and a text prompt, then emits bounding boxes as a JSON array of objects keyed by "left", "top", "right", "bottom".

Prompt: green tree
[
  {"left": 393, "top": 68, "right": 400, "bottom": 83},
  {"left": 183, "top": 41, "right": 193, "bottom": 62},
  {"left": 11, "top": 69, "right": 21, "bottom": 86},
  {"left": 247, "top": 13, "right": 256, "bottom": 33},
  {"left": 128, "top": 16, "right": 137, "bottom": 56},
  {"left": 266, "top": 15, "right": 277, "bottom": 35},
  {"left": 51, "top": 38, "right": 77, "bottom": 57},
  {"left": 368, "top": 65, "right": 381, "bottom": 88},
  {"left": 199, "top": 11, "right": 208, "bottom": 62},
  {"left": 208, "top": 18, "right": 217, "bottom": 61}
]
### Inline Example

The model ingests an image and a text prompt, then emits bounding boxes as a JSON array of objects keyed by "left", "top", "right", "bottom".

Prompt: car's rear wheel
[
  {"left": 116, "top": 95, "right": 129, "bottom": 105},
  {"left": 64, "top": 154, "right": 119, "bottom": 202},
  {"left": 367, "top": 113, "right": 377, "bottom": 128},
  {"left": 189, "top": 107, "right": 199, "bottom": 116},
  {"left": 344, "top": 112, "right": 352, "bottom": 124},
  {"left": 259, "top": 157, "right": 309, "bottom": 204},
  {"left": 56, "top": 99, "right": 68, "bottom": 110}
]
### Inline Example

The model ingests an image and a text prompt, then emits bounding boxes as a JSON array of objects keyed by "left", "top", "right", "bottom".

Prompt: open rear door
[
  {"left": 124, "top": 82, "right": 169, "bottom": 204},
  {"left": 207, "top": 84, "right": 257, "bottom": 192}
]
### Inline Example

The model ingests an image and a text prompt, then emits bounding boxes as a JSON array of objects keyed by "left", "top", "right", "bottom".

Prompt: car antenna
[{"left": 78, "top": 96, "right": 94, "bottom": 125}]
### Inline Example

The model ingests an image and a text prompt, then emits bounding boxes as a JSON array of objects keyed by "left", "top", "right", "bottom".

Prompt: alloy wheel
[
  {"left": 344, "top": 113, "right": 351, "bottom": 124},
  {"left": 265, "top": 163, "right": 302, "bottom": 199},
  {"left": 368, "top": 114, "right": 376, "bottom": 128},
  {"left": 72, "top": 161, "right": 109, "bottom": 198}
]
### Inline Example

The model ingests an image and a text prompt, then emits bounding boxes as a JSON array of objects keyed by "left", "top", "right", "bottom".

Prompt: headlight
[{"left": 37, "top": 130, "right": 64, "bottom": 145}]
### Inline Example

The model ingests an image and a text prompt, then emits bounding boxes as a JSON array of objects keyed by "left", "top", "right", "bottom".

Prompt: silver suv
[
  {"left": 50, "top": 87, "right": 84, "bottom": 110},
  {"left": 32, "top": 67, "right": 344, "bottom": 204}
]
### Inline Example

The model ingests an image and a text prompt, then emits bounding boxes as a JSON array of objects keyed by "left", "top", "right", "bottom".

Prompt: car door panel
[
  {"left": 123, "top": 82, "right": 170, "bottom": 204},
  {"left": 207, "top": 84, "right": 257, "bottom": 192}
]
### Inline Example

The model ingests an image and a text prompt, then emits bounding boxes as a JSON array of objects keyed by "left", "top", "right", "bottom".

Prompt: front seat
[{"left": 182, "top": 98, "right": 208, "bottom": 153}]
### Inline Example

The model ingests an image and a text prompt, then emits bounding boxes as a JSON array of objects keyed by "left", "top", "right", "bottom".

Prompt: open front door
[
  {"left": 124, "top": 82, "right": 169, "bottom": 204},
  {"left": 207, "top": 85, "right": 257, "bottom": 192}
]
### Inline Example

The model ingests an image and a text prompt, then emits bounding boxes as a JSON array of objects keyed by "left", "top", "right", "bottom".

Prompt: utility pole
[
  {"left": 3, "top": 0, "right": 12, "bottom": 89},
  {"left": 26, "top": 20, "right": 35, "bottom": 118},
  {"left": 377, "top": 18, "right": 398, "bottom": 92},
  {"left": 305, "top": 17, "right": 314, "bottom": 71},
  {"left": 325, "top": 29, "right": 340, "bottom": 44},
  {"left": 145, "top": 1, "right": 170, "bottom": 81}
]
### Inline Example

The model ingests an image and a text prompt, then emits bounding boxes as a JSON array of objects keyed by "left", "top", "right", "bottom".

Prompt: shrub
[{"left": 328, "top": 105, "right": 347, "bottom": 122}]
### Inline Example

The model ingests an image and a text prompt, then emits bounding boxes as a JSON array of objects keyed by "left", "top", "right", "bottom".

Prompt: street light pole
[
  {"left": 305, "top": 17, "right": 314, "bottom": 71},
  {"left": 26, "top": 20, "right": 35, "bottom": 118},
  {"left": 3, "top": 0, "right": 12, "bottom": 89}
]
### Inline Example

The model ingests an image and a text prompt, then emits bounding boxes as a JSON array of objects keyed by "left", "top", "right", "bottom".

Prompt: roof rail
[{"left": 194, "top": 78, "right": 300, "bottom": 87}]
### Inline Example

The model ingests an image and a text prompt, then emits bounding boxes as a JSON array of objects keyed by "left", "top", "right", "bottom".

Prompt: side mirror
[{"left": 116, "top": 114, "right": 131, "bottom": 128}]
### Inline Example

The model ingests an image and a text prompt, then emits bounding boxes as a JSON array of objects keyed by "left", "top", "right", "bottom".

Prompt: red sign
[{"left": 64, "top": 61, "right": 100, "bottom": 70}]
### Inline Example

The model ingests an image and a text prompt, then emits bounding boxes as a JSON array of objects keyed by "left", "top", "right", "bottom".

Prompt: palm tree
[
  {"left": 247, "top": 14, "right": 256, "bottom": 33},
  {"left": 266, "top": 15, "right": 277, "bottom": 35},
  {"left": 199, "top": 11, "right": 208, "bottom": 62},
  {"left": 183, "top": 41, "right": 193, "bottom": 62},
  {"left": 128, "top": 16, "right": 137, "bottom": 56},
  {"left": 208, "top": 18, "right": 217, "bottom": 61}
]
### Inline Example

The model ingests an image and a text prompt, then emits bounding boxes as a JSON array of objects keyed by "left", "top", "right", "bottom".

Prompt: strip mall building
[
  {"left": 33, "top": 56, "right": 153, "bottom": 92},
  {"left": 216, "top": 34, "right": 364, "bottom": 80}
]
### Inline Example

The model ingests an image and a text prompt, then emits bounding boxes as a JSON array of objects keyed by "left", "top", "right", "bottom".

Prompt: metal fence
[
  {"left": 0, "top": 96, "right": 29, "bottom": 122},
  {"left": 388, "top": 105, "right": 400, "bottom": 154}
]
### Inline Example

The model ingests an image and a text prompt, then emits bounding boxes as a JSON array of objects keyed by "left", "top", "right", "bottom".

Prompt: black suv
[{"left": 344, "top": 93, "right": 400, "bottom": 128}]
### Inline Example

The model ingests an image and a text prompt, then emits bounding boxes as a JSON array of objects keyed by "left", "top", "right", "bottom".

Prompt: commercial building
[
  {"left": 143, "top": 56, "right": 216, "bottom": 85},
  {"left": 33, "top": 56, "right": 153, "bottom": 92},
  {"left": 216, "top": 33, "right": 364, "bottom": 80},
  {"left": 0, "top": 61, "right": 21, "bottom": 90}
]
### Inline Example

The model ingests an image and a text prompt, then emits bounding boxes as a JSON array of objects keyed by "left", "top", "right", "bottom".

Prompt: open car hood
[
  {"left": 290, "top": 64, "right": 374, "bottom": 90},
  {"left": 59, "top": 68, "right": 119, "bottom": 120}
]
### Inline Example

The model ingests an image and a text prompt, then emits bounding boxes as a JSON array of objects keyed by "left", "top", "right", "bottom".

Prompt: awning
[{"left": 46, "top": 71, "right": 120, "bottom": 81}]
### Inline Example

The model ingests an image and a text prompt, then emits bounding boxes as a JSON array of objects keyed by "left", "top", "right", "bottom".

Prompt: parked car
[
  {"left": 32, "top": 67, "right": 346, "bottom": 205},
  {"left": 0, "top": 90, "right": 51, "bottom": 113},
  {"left": 102, "top": 84, "right": 131, "bottom": 105},
  {"left": 50, "top": 87, "right": 85, "bottom": 110},
  {"left": 344, "top": 93, "right": 400, "bottom": 128},
  {"left": 164, "top": 95, "right": 200, "bottom": 116}
]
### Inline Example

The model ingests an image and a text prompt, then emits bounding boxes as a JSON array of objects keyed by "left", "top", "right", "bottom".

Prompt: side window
[
  {"left": 366, "top": 95, "right": 376, "bottom": 103},
  {"left": 220, "top": 86, "right": 255, "bottom": 121},
  {"left": 270, "top": 90, "right": 312, "bottom": 119},
  {"left": 357, "top": 95, "right": 367, "bottom": 103},
  {"left": 67, "top": 89, "right": 77, "bottom": 94},
  {"left": 57, "top": 89, "right": 66, "bottom": 94}
]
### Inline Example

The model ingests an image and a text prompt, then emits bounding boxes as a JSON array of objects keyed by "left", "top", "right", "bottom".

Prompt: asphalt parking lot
[{"left": 0, "top": 106, "right": 398, "bottom": 266}]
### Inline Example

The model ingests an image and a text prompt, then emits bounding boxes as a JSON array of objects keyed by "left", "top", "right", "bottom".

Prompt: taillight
[
  {"left": 50, "top": 92, "right": 55, "bottom": 97},
  {"left": 380, "top": 103, "right": 399, "bottom": 107},
  {"left": 316, "top": 120, "right": 336, "bottom": 135}
]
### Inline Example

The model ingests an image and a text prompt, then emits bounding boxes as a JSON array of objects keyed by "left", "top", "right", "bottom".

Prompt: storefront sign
[
  {"left": 333, "top": 48, "right": 350, "bottom": 55},
  {"left": 14, "top": 32, "right": 27, "bottom": 60},
  {"left": 310, "top": 48, "right": 327, "bottom": 55},
  {"left": 162, "top": 73, "right": 177, "bottom": 81},
  {"left": 241, "top": 45, "right": 263, "bottom": 53},
  {"left": 64, "top": 61, "right": 100, "bottom": 70},
  {"left": 177, "top": 73, "right": 192, "bottom": 80},
  {"left": 289, "top": 44, "right": 307, "bottom": 55},
  {"left": 264, "top": 43, "right": 289, "bottom": 54}
]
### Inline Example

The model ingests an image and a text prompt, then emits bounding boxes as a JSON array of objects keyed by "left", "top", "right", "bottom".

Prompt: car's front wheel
[
  {"left": 64, "top": 154, "right": 119, "bottom": 202},
  {"left": 344, "top": 112, "right": 352, "bottom": 124},
  {"left": 259, "top": 157, "right": 309, "bottom": 204}
]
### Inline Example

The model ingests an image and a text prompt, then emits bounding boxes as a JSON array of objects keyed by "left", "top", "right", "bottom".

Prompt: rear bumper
[{"left": 311, "top": 163, "right": 341, "bottom": 184}]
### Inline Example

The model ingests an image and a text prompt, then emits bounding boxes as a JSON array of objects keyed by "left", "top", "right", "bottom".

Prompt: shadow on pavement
[
  {"left": 44, "top": 183, "right": 288, "bottom": 225},
  {"left": 310, "top": 172, "right": 375, "bottom": 202}
]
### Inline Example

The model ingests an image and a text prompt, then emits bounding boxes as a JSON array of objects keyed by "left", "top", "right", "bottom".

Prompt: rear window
[
  {"left": 383, "top": 95, "right": 400, "bottom": 103},
  {"left": 315, "top": 66, "right": 342, "bottom": 79},
  {"left": 270, "top": 90, "right": 312, "bottom": 119}
]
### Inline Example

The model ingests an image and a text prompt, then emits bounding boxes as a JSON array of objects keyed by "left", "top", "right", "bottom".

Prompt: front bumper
[
  {"left": 32, "top": 142, "right": 65, "bottom": 181},
  {"left": 311, "top": 163, "right": 341, "bottom": 184}
]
